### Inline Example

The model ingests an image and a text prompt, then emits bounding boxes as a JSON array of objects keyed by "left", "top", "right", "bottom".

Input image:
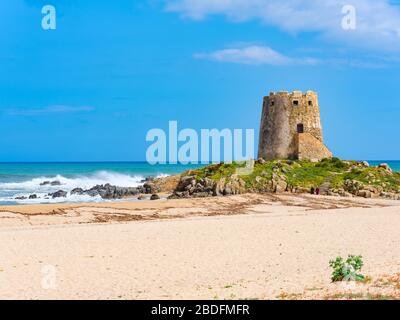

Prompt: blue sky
[{"left": 1, "top": 0, "right": 400, "bottom": 161}]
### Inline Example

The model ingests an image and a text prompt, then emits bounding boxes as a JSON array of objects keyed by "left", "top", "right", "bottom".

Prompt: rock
[
  {"left": 15, "top": 196, "right": 27, "bottom": 200},
  {"left": 223, "top": 176, "right": 245, "bottom": 196},
  {"left": 49, "top": 190, "right": 67, "bottom": 198},
  {"left": 40, "top": 180, "right": 61, "bottom": 186},
  {"left": 327, "top": 190, "right": 339, "bottom": 197},
  {"left": 192, "top": 192, "right": 211, "bottom": 198},
  {"left": 272, "top": 173, "right": 287, "bottom": 193},
  {"left": 344, "top": 179, "right": 364, "bottom": 194},
  {"left": 260, "top": 171, "right": 268, "bottom": 177},
  {"left": 168, "top": 191, "right": 191, "bottom": 199},
  {"left": 212, "top": 178, "right": 226, "bottom": 196},
  {"left": 380, "top": 192, "right": 396, "bottom": 199},
  {"left": 295, "top": 187, "right": 309, "bottom": 194},
  {"left": 358, "top": 190, "right": 372, "bottom": 198},
  {"left": 175, "top": 176, "right": 196, "bottom": 192},
  {"left": 379, "top": 163, "right": 393, "bottom": 174},
  {"left": 223, "top": 185, "right": 232, "bottom": 196},
  {"left": 80, "top": 184, "right": 140, "bottom": 199},
  {"left": 257, "top": 158, "right": 266, "bottom": 164},
  {"left": 203, "top": 177, "right": 214, "bottom": 189},
  {"left": 71, "top": 188, "right": 84, "bottom": 195},
  {"left": 143, "top": 181, "right": 161, "bottom": 194},
  {"left": 150, "top": 194, "right": 160, "bottom": 200},
  {"left": 365, "top": 185, "right": 380, "bottom": 195},
  {"left": 172, "top": 174, "right": 245, "bottom": 198},
  {"left": 338, "top": 190, "right": 353, "bottom": 197},
  {"left": 149, "top": 175, "right": 180, "bottom": 193},
  {"left": 361, "top": 161, "right": 369, "bottom": 167},
  {"left": 137, "top": 194, "right": 145, "bottom": 200},
  {"left": 29, "top": 194, "right": 37, "bottom": 199}
]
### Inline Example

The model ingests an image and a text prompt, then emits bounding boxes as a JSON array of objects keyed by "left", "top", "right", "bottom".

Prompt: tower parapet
[{"left": 258, "top": 90, "right": 332, "bottom": 161}]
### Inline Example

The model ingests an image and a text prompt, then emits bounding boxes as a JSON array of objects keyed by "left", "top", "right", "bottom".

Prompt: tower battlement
[{"left": 258, "top": 90, "right": 332, "bottom": 161}]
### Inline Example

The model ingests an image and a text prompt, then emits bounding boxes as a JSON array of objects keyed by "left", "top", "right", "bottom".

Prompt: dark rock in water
[
  {"left": 71, "top": 188, "right": 84, "bottom": 195},
  {"left": 40, "top": 180, "right": 61, "bottom": 186},
  {"left": 77, "top": 184, "right": 141, "bottom": 199},
  {"left": 29, "top": 194, "right": 37, "bottom": 199},
  {"left": 49, "top": 190, "right": 67, "bottom": 198},
  {"left": 15, "top": 196, "right": 27, "bottom": 200},
  {"left": 150, "top": 194, "right": 160, "bottom": 200}
]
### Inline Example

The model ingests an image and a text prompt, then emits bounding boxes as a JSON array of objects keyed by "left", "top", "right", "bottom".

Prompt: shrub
[{"left": 329, "top": 255, "right": 365, "bottom": 282}]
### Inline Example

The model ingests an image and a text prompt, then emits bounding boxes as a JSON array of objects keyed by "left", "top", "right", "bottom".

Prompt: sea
[{"left": 0, "top": 161, "right": 398, "bottom": 205}]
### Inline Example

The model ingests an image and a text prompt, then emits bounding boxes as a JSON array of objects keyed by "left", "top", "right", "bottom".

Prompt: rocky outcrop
[
  {"left": 72, "top": 184, "right": 140, "bottom": 199},
  {"left": 49, "top": 190, "right": 67, "bottom": 198},
  {"left": 271, "top": 172, "right": 288, "bottom": 193},
  {"left": 343, "top": 179, "right": 364, "bottom": 194},
  {"left": 169, "top": 175, "right": 246, "bottom": 199},
  {"left": 143, "top": 181, "right": 161, "bottom": 194}
]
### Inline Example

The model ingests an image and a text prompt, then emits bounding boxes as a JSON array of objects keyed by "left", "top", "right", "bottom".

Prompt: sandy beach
[{"left": 0, "top": 193, "right": 399, "bottom": 300}]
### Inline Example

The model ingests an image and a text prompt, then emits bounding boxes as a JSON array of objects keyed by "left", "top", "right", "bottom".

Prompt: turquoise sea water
[
  {"left": 0, "top": 161, "right": 398, "bottom": 205},
  {"left": 368, "top": 161, "right": 400, "bottom": 172}
]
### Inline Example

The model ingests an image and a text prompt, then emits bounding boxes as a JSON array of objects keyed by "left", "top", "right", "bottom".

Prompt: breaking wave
[{"left": 0, "top": 171, "right": 166, "bottom": 205}]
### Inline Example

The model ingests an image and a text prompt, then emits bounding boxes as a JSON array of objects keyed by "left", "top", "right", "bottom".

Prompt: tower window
[
  {"left": 270, "top": 100, "right": 275, "bottom": 106},
  {"left": 297, "top": 123, "right": 304, "bottom": 133},
  {"left": 308, "top": 101, "right": 312, "bottom": 106},
  {"left": 293, "top": 100, "right": 299, "bottom": 106}
]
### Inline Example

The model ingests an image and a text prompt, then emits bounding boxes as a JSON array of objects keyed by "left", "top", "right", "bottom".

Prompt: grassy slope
[{"left": 184, "top": 158, "right": 400, "bottom": 193}]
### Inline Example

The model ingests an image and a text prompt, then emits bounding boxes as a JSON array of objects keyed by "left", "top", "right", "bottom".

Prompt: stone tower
[{"left": 258, "top": 90, "right": 332, "bottom": 161}]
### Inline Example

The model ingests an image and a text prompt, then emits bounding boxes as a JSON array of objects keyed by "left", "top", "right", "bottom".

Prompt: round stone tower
[{"left": 258, "top": 90, "right": 332, "bottom": 161}]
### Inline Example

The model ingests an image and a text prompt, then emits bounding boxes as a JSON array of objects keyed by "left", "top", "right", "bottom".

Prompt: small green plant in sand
[{"left": 329, "top": 255, "right": 365, "bottom": 282}]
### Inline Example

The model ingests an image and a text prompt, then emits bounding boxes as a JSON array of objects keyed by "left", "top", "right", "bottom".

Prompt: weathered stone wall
[
  {"left": 296, "top": 133, "right": 332, "bottom": 162},
  {"left": 258, "top": 90, "right": 331, "bottom": 161}
]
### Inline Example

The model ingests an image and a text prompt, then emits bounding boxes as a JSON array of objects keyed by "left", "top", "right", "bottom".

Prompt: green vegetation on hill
[{"left": 178, "top": 158, "right": 400, "bottom": 199}]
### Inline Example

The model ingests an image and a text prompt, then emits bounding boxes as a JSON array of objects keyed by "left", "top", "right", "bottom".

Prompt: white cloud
[
  {"left": 194, "top": 45, "right": 319, "bottom": 65},
  {"left": 165, "top": 0, "right": 400, "bottom": 52},
  {"left": 8, "top": 105, "right": 94, "bottom": 116}
]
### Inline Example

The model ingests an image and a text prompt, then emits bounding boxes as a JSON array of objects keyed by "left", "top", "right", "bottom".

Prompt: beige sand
[{"left": 0, "top": 194, "right": 399, "bottom": 299}]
